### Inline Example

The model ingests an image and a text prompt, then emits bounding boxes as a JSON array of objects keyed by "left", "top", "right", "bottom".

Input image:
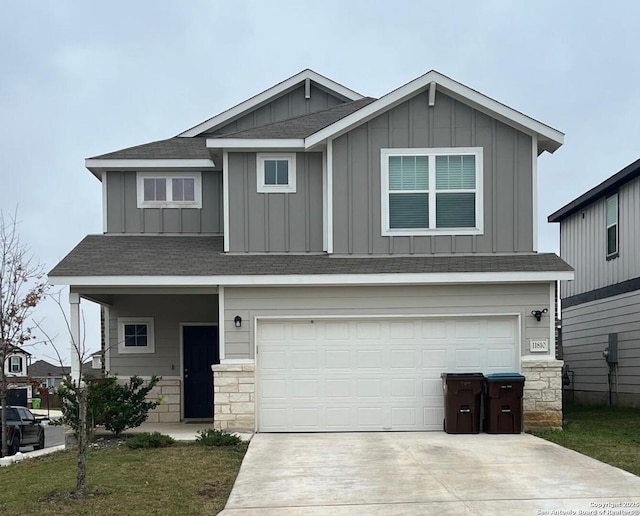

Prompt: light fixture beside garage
[
  {"left": 531, "top": 308, "right": 548, "bottom": 322},
  {"left": 234, "top": 315, "right": 242, "bottom": 328}
]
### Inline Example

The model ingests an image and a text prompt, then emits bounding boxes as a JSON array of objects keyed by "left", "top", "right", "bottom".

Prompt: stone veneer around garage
[
  {"left": 212, "top": 363, "right": 255, "bottom": 431},
  {"left": 210, "top": 361, "right": 563, "bottom": 432},
  {"left": 522, "top": 359, "right": 564, "bottom": 430}
]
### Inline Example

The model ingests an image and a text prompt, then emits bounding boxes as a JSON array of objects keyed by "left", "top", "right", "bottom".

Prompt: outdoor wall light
[
  {"left": 234, "top": 315, "right": 242, "bottom": 328},
  {"left": 531, "top": 308, "right": 548, "bottom": 322}
]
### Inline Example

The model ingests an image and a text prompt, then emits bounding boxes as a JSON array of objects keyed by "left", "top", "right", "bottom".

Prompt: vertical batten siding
[
  {"left": 331, "top": 90, "right": 534, "bottom": 255},
  {"left": 208, "top": 84, "right": 346, "bottom": 136},
  {"left": 562, "top": 290, "right": 640, "bottom": 396},
  {"left": 105, "top": 171, "right": 223, "bottom": 234},
  {"left": 560, "top": 176, "right": 640, "bottom": 298},
  {"left": 227, "top": 152, "right": 324, "bottom": 253},
  {"left": 223, "top": 284, "right": 551, "bottom": 360}
]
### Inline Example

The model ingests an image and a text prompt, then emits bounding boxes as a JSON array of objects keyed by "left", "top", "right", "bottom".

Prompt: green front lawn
[
  {"left": 532, "top": 404, "right": 640, "bottom": 476},
  {"left": 0, "top": 443, "right": 247, "bottom": 515}
]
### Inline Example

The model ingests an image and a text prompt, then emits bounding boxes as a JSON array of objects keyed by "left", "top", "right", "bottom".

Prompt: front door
[{"left": 183, "top": 325, "right": 219, "bottom": 419}]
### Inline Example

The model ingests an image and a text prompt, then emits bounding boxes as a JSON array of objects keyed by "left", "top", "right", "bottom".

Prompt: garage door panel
[{"left": 258, "top": 317, "right": 518, "bottom": 432}]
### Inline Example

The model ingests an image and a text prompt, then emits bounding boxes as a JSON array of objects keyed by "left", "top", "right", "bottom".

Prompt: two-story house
[
  {"left": 49, "top": 69, "right": 572, "bottom": 431},
  {"left": 4, "top": 345, "right": 32, "bottom": 406},
  {"left": 549, "top": 158, "right": 640, "bottom": 407}
]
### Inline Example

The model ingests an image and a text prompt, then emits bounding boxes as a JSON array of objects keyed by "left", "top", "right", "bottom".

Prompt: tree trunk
[
  {"left": 1, "top": 367, "right": 7, "bottom": 458},
  {"left": 76, "top": 383, "right": 88, "bottom": 496}
]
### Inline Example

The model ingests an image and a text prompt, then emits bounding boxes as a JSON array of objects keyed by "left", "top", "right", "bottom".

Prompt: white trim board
[
  {"left": 304, "top": 70, "right": 564, "bottom": 153},
  {"left": 207, "top": 139, "right": 305, "bottom": 150},
  {"left": 179, "top": 69, "right": 364, "bottom": 137},
  {"left": 50, "top": 270, "right": 575, "bottom": 287}
]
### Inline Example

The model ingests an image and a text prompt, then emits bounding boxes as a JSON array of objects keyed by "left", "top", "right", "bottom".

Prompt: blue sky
[{"left": 1, "top": 0, "right": 639, "bottom": 362}]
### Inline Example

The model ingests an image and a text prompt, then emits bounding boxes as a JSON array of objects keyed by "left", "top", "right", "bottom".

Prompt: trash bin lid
[
  {"left": 486, "top": 372, "right": 525, "bottom": 381},
  {"left": 441, "top": 372, "right": 485, "bottom": 380}
]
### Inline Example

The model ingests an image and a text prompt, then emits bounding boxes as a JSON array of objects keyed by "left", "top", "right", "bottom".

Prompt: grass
[
  {"left": 0, "top": 441, "right": 248, "bottom": 515},
  {"left": 532, "top": 404, "right": 640, "bottom": 476}
]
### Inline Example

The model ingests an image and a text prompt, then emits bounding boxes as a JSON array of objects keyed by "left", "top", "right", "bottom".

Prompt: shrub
[
  {"left": 57, "top": 374, "right": 162, "bottom": 437},
  {"left": 126, "top": 432, "right": 175, "bottom": 449},
  {"left": 195, "top": 428, "right": 242, "bottom": 447}
]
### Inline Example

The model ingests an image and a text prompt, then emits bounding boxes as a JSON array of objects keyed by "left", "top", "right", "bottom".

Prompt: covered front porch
[{"left": 67, "top": 287, "right": 221, "bottom": 424}]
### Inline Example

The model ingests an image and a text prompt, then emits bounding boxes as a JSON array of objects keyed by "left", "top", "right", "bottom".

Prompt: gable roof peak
[{"left": 178, "top": 69, "right": 364, "bottom": 138}]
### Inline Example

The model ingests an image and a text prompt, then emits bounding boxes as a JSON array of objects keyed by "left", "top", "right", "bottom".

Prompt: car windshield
[{"left": 0, "top": 407, "right": 20, "bottom": 421}]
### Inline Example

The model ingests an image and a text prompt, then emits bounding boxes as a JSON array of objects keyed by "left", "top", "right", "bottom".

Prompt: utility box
[
  {"left": 605, "top": 333, "right": 618, "bottom": 363},
  {"left": 485, "top": 373, "right": 525, "bottom": 434},
  {"left": 441, "top": 373, "right": 485, "bottom": 434}
]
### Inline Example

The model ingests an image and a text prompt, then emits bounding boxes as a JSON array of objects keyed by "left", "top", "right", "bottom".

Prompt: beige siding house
[{"left": 50, "top": 69, "right": 571, "bottom": 431}]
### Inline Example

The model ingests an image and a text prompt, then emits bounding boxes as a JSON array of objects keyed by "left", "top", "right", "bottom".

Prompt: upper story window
[
  {"left": 381, "top": 147, "right": 483, "bottom": 236},
  {"left": 606, "top": 193, "right": 618, "bottom": 259},
  {"left": 257, "top": 153, "right": 297, "bottom": 193},
  {"left": 136, "top": 172, "right": 202, "bottom": 208},
  {"left": 117, "top": 317, "right": 155, "bottom": 354},
  {"left": 9, "top": 356, "right": 23, "bottom": 374}
]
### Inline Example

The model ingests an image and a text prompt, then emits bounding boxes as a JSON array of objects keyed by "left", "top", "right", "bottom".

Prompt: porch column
[{"left": 69, "top": 292, "right": 81, "bottom": 382}]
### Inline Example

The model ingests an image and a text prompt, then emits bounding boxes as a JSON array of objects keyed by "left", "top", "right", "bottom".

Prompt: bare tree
[
  {"left": 0, "top": 210, "right": 47, "bottom": 457},
  {"left": 36, "top": 291, "right": 91, "bottom": 497}
]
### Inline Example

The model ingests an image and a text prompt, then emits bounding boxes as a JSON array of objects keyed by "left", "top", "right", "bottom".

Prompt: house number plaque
[{"left": 529, "top": 339, "right": 549, "bottom": 352}]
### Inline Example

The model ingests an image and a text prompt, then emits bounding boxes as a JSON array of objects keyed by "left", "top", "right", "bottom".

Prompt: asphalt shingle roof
[
  {"left": 49, "top": 236, "right": 573, "bottom": 278},
  {"left": 90, "top": 137, "right": 211, "bottom": 160},
  {"left": 211, "top": 97, "right": 377, "bottom": 140}
]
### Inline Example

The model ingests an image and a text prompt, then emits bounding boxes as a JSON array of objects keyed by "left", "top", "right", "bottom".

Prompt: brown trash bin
[
  {"left": 441, "top": 373, "right": 485, "bottom": 434},
  {"left": 484, "top": 373, "right": 525, "bottom": 434}
]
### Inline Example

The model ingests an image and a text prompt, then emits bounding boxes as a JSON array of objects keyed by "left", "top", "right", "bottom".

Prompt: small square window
[
  {"left": 143, "top": 178, "right": 167, "bottom": 202},
  {"left": 257, "top": 154, "right": 296, "bottom": 193},
  {"left": 118, "top": 318, "right": 155, "bottom": 354}
]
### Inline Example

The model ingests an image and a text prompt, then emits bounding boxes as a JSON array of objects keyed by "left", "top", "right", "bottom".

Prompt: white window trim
[
  {"left": 606, "top": 192, "right": 619, "bottom": 259},
  {"left": 117, "top": 317, "right": 155, "bottom": 355},
  {"left": 8, "top": 355, "right": 23, "bottom": 374},
  {"left": 136, "top": 172, "right": 202, "bottom": 209},
  {"left": 380, "top": 147, "right": 484, "bottom": 236},
  {"left": 256, "top": 153, "right": 297, "bottom": 193}
]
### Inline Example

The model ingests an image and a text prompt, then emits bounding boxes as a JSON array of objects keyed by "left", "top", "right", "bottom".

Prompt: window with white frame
[
  {"left": 381, "top": 147, "right": 483, "bottom": 235},
  {"left": 117, "top": 317, "right": 155, "bottom": 354},
  {"left": 9, "top": 356, "right": 23, "bottom": 374},
  {"left": 256, "top": 153, "right": 296, "bottom": 193},
  {"left": 136, "top": 172, "right": 202, "bottom": 208},
  {"left": 606, "top": 193, "right": 618, "bottom": 258}
]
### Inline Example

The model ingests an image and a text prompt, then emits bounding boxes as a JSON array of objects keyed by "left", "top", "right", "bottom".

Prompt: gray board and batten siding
[
  {"left": 559, "top": 175, "right": 640, "bottom": 299},
  {"left": 207, "top": 83, "right": 346, "bottom": 136},
  {"left": 107, "top": 294, "right": 218, "bottom": 378},
  {"left": 105, "top": 170, "right": 223, "bottom": 234},
  {"left": 562, "top": 289, "right": 640, "bottom": 405},
  {"left": 223, "top": 283, "right": 553, "bottom": 360},
  {"left": 331, "top": 90, "right": 534, "bottom": 255},
  {"left": 227, "top": 152, "right": 324, "bottom": 253}
]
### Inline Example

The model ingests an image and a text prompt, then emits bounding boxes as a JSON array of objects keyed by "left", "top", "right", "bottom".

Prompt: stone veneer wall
[
  {"left": 212, "top": 364, "right": 255, "bottom": 431},
  {"left": 144, "top": 378, "right": 181, "bottom": 423},
  {"left": 522, "top": 359, "right": 563, "bottom": 430}
]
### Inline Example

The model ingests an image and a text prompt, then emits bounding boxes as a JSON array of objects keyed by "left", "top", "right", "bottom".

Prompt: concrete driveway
[{"left": 221, "top": 433, "right": 640, "bottom": 515}]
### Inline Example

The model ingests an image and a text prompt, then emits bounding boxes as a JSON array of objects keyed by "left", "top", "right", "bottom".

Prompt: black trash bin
[
  {"left": 441, "top": 373, "right": 485, "bottom": 434},
  {"left": 484, "top": 373, "right": 525, "bottom": 434}
]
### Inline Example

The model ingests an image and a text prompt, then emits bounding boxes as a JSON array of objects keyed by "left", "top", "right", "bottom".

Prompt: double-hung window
[
  {"left": 381, "top": 147, "right": 483, "bottom": 235},
  {"left": 9, "top": 356, "right": 23, "bottom": 374},
  {"left": 606, "top": 193, "right": 618, "bottom": 259},
  {"left": 256, "top": 153, "right": 296, "bottom": 193},
  {"left": 136, "top": 172, "right": 202, "bottom": 208}
]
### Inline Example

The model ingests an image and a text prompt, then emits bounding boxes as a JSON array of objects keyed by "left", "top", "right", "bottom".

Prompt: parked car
[{"left": 1, "top": 406, "right": 45, "bottom": 456}]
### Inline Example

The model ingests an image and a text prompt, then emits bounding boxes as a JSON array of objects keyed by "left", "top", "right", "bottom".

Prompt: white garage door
[{"left": 257, "top": 317, "right": 519, "bottom": 432}]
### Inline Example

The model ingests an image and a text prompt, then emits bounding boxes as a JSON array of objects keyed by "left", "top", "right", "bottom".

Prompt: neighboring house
[
  {"left": 549, "top": 158, "right": 640, "bottom": 407},
  {"left": 49, "top": 69, "right": 573, "bottom": 431},
  {"left": 28, "top": 359, "right": 70, "bottom": 390},
  {"left": 4, "top": 345, "right": 32, "bottom": 405}
]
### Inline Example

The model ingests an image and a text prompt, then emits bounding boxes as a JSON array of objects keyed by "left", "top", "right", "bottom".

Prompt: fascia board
[
  {"left": 305, "top": 70, "right": 564, "bottom": 152},
  {"left": 206, "top": 139, "right": 305, "bottom": 150},
  {"left": 178, "top": 70, "right": 364, "bottom": 137},
  {"left": 49, "top": 270, "right": 575, "bottom": 287},
  {"left": 85, "top": 159, "right": 216, "bottom": 179}
]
